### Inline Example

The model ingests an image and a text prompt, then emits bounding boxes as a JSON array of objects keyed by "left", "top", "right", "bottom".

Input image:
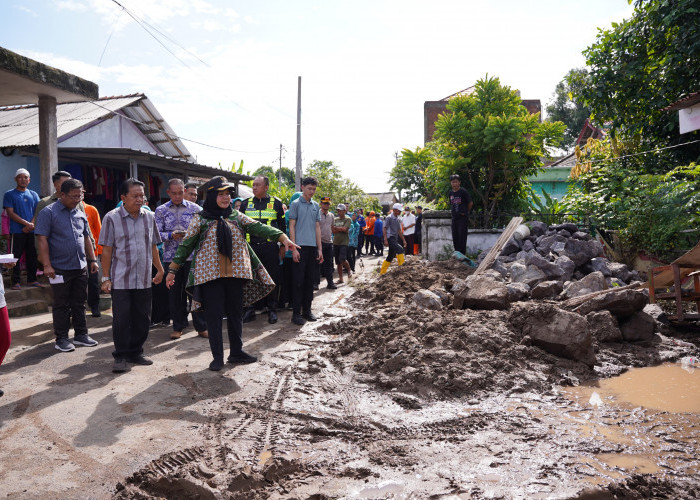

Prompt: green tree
[
  {"left": 577, "top": 0, "right": 700, "bottom": 165},
  {"left": 389, "top": 147, "right": 436, "bottom": 201},
  {"left": 545, "top": 68, "right": 591, "bottom": 151},
  {"left": 432, "top": 76, "right": 565, "bottom": 223},
  {"left": 253, "top": 165, "right": 296, "bottom": 187},
  {"left": 305, "top": 160, "right": 381, "bottom": 212}
]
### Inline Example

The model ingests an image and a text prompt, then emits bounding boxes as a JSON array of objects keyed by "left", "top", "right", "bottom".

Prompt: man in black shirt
[
  {"left": 240, "top": 176, "right": 286, "bottom": 324},
  {"left": 448, "top": 174, "right": 473, "bottom": 255}
]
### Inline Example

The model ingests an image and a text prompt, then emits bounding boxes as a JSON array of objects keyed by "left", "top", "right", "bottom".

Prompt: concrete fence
[{"left": 422, "top": 210, "right": 503, "bottom": 261}]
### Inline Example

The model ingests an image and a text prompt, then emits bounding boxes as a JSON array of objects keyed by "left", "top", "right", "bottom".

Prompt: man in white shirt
[{"left": 401, "top": 206, "right": 416, "bottom": 256}]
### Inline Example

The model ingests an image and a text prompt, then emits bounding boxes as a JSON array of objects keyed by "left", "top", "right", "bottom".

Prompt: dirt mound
[
  {"left": 323, "top": 258, "right": 694, "bottom": 399},
  {"left": 352, "top": 257, "right": 473, "bottom": 302},
  {"left": 578, "top": 474, "right": 700, "bottom": 499}
]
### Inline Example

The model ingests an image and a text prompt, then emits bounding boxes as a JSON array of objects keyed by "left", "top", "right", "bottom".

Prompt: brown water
[{"left": 567, "top": 362, "right": 700, "bottom": 413}]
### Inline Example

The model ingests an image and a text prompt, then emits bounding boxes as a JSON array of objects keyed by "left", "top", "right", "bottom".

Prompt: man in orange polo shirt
[
  {"left": 363, "top": 211, "right": 376, "bottom": 255},
  {"left": 84, "top": 202, "right": 103, "bottom": 317}
]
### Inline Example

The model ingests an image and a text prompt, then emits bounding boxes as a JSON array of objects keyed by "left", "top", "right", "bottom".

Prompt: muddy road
[{"left": 2, "top": 256, "right": 700, "bottom": 499}]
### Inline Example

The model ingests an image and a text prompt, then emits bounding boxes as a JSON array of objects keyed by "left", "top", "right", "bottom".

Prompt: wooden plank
[{"left": 474, "top": 216, "right": 523, "bottom": 275}]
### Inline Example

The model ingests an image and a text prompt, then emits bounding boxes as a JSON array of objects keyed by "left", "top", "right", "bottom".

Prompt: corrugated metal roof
[{"left": 0, "top": 93, "right": 193, "bottom": 161}]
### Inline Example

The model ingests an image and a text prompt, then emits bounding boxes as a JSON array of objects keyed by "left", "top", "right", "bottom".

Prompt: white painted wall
[
  {"left": 59, "top": 115, "right": 157, "bottom": 153},
  {"left": 422, "top": 211, "right": 503, "bottom": 261}
]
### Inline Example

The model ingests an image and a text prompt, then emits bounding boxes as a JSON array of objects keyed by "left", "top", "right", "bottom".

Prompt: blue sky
[{"left": 3, "top": 0, "right": 634, "bottom": 192}]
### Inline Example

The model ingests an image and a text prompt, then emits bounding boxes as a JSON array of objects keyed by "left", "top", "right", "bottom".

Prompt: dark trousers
[
  {"left": 357, "top": 232, "right": 364, "bottom": 256},
  {"left": 364, "top": 232, "right": 375, "bottom": 254},
  {"left": 416, "top": 232, "right": 422, "bottom": 254},
  {"left": 151, "top": 261, "right": 170, "bottom": 324},
  {"left": 374, "top": 235, "right": 383, "bottom": 256},
  {"left": 451, "top": 217, "right": 469, "bottom": 255},
  {"left": 280, "top": 256, "right": 294, "bottom": 307},
  {"left": 167, "top": 261, "right": 207, "bottom": 333},
  {"left": 293, "top": 246, "right": 318, "bottom": 316},
  {"left": 200, "top": 278, "right": 244, "bottom": 362},
  {"left": 321, "top": 242, "right": 334, "bottom": 285},
  {"left": 250, "top": 242, "right": 281, "bottom": 312},
  {"left": 348, "top": 246, "right": 357, "bottom": 272},
  {"left": 51, "top": 267, "right": 88, "bottom": 340},
  {"left": 87, "top": 265, "right": 100, "bottom": 311},
  {"left": 10, "top": 233, "right": 37, "bottom": 284},
  {"left": 386, "top": 236, "right": 405, "bottom": 263},
  {"left": 111, "top": 288, "right": 151, "bottom": 359},
  {"left": 404, "top": 234, "right": 415, "bottom": 255}
]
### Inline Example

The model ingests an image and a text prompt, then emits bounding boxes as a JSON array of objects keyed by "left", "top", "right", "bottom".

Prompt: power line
[{"left": 577, "top": 138, "right": 700, "bottom": 166}]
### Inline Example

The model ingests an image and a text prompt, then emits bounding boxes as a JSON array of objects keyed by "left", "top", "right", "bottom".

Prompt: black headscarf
[{"left": 201, "top": 188, "right": 233, "bottom": 260}]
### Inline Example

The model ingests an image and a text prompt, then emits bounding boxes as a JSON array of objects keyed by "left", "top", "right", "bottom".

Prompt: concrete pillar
[{"left": 38, "top": 96, "right": 58, "bottom": 197}]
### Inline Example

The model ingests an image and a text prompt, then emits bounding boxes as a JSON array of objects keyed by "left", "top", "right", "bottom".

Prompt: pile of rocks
[{"left": 481, "top": 221, "right": 642, "bottom": 301}]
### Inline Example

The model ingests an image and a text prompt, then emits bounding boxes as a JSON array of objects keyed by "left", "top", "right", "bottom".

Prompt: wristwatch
[{"left": 101, "top": 276, "right": 111, "bottom": 283}]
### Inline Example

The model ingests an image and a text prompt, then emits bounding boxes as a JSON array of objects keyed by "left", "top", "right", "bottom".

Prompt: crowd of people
[{"left": 0, "top": 168, "right": 444, "bottom": 383}]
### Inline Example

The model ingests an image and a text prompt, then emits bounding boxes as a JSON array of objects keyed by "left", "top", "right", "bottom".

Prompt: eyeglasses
[{"left": 65, "top": 193, "right": 84, "bottom": 201}]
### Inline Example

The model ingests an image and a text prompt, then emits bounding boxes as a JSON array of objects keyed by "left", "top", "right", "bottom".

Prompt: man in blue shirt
[
  {"left": 36, "top": 179, "right": 100, "bottom": 352},
  {"left": 288, "top": 177, "right": 323, "bottom": 326},
  {"left": 3, "top": 168, "right": 41, "bottom": 289}
]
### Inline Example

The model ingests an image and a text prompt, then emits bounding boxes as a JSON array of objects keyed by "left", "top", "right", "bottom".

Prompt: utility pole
[
  {"left": 279, "top": 144, "right": 283, "bottom": 185},
  {"left": 295, "top": 76, "right": 302, "bottom": 191}
]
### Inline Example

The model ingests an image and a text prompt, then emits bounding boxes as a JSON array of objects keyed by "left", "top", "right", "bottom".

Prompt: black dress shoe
[
  {"left": 0, "top": 388, "right": 4, "bottom": 397},
  {"left": 209, "top": 359, "right": 224, "bottom": 371},
  {"left": 326, "top": 283, "right": 337, "bottom": 290},
  {"left": 227, "top": 351, "right": 257, "bottom": 364},
  {"left": 291, "top": 314, "right": 306, "bottom": 325},
  {"left": 91, "top": 307, "right": 101, "bottom": 318},
  {"left": 242, "top": 309, "right": 256, "bottom": 323},
  {"left": 268, "top": 310, "right": 278, "bottom": 324},
  {"left": 127, "top": 354, "right": 153, "bottom": 365},
  {"left": 302, "top": 312, "right": 318, "bottom": 322}
]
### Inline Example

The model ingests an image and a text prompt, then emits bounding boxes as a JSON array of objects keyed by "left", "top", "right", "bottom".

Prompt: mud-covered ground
[{"left": 117, "top": 257, "right": 700, "bottom": 499}]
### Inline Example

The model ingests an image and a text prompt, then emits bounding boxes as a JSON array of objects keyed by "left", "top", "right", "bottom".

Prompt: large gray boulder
[
  {"left": 525, "top": 251, "right": 566, "bottom": 280},
  {"left": 413, "top": 290, "right": 443, "bottom": 310},
  {"left": 506, "top": 282, "right": 530, "bottom": 302},
  {"left": 590, "top": 257, "right": 612, "bottom": 277},
  {"left": 510, "top": 263, "right": 547, "bottom": 288},
  {"left": 527, "top": 221, "right": 548, "bottom": 237},
  {"left": 509, "top": 303, "right": 596, "bottom": 366},
  {"left": 608, "top": 262, "right": 632, "bottom": 283},
  {"left": 555, "top": 255, "right": 576, "bottom": 282},
  {"left": 572, "top": 231, "right": 592, "bottom": 241},
  {"left": 562, "top": 271, "right": 607, "bottom": 299},
  {"left": 586, "top": 310, "right": 622, "bottom": 343},
  {"left": 555, "top": 238, "right": 604, "bottom": 267},
  {"left": 531, "top": 280, "right": 564, "bottom": 299},
  {"left": 551, "top": 222, "right": 579, "bottom": 234},
  {"left": 535, "top": 234, "right": 567, "bottom": 256},
  {"left": 453, "top": 275, "right": 510, "bottom": 310},
  {"left": 500, "top": 237, "right": 521, "bottom": 256},
  {"left": 574, "top": 288, "right": 648, "bottom": 317},
  {"left": 619, "top": 311, "right": 656, "bottom": 341},
  {"left": 643, "top": 303, "right": 672, "bottom": 335}
]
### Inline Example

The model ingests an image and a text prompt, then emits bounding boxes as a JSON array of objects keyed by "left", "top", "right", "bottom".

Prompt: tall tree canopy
[
  {"left": 432, "top": 76, "right": 565, "bottom": 222},
  {"left": 253, "top": 165, "right": 296, "bottom": 187},
  {"left": 545, "top": 68, "right": 591, "bottom": 151},
  {"left": 389, "top": 147, "right": 435, "bottom": 201},
  {"left": 576, "top": 0, "right": 700, "bottom": 165},
  {"left": 304, "top": 160, "right": 381, "bottom": 212}
]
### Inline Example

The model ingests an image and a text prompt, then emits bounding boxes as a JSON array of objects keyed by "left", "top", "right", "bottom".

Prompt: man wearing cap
[
  {"left": 3, "top": 168, "right": 41, "bottom": 289},
  {"left": 401, "top": 205, "right": 417, "bottom": 256},
  {"left": 332, "top": 204, "right": 352, "bottom": 284},
  {"left": 318, "top": 196, "right": 337, "bottom": 289},
  {"left": 239, "top": 175, "right": 286, "bottom": 323},
  {"left": 381, "top": 203, "right": 407, "bottom": 275}
]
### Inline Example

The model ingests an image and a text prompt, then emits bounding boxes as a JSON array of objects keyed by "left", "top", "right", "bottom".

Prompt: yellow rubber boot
[
  {"left": 380, "top": 260, "right": 390, "bottom": 275},
  {"left": 397, "top": 254, "right": 405, "bottom": 266}
]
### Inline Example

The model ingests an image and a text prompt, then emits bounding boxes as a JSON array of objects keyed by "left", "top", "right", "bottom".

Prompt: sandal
[
  {"left": 10, "top": 284, "right": 21, "bottom": 290},
  {"left": 29, "top": 281, "right": 44, "bottom": 288}
]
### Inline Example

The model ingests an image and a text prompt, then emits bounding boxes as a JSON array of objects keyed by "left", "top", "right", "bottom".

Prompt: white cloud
[
  {"left": 14, "top": 4, "right": 38, "bottom": 16},
  {"left": 55, "top": 0, "right": 88, "bottom": 12}
]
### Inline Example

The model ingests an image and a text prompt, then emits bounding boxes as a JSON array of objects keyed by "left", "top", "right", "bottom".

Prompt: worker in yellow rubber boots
[{"left": 381, "top": 203, "right": 407, "bottom": 275}]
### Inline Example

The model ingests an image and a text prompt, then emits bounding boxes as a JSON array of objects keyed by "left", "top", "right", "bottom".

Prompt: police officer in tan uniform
[{"left": 239, "top": 175, "right": 286, "bottom": 324}]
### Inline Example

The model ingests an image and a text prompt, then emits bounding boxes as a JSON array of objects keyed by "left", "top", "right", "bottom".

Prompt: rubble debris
[
  {"left": 412, "top": 290, "right": 443, "bottom": 310},
  {"left": 508, "top": 302, "right": 596, "bottom": 367},
  {"left": 586, "top": 310, "right": 623, "bottom": 343},
  {"left": 574, "top": 288, "right": 648, "bottom": 317},
  {"left": 453, "top": 275, "right": 510, "bottom": 310},
  {"left": 530, "top": 280, "right": 563, "bottom": 299},
  {"left": 619, "top": 311, "right": 657, "bottom": 341}
]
